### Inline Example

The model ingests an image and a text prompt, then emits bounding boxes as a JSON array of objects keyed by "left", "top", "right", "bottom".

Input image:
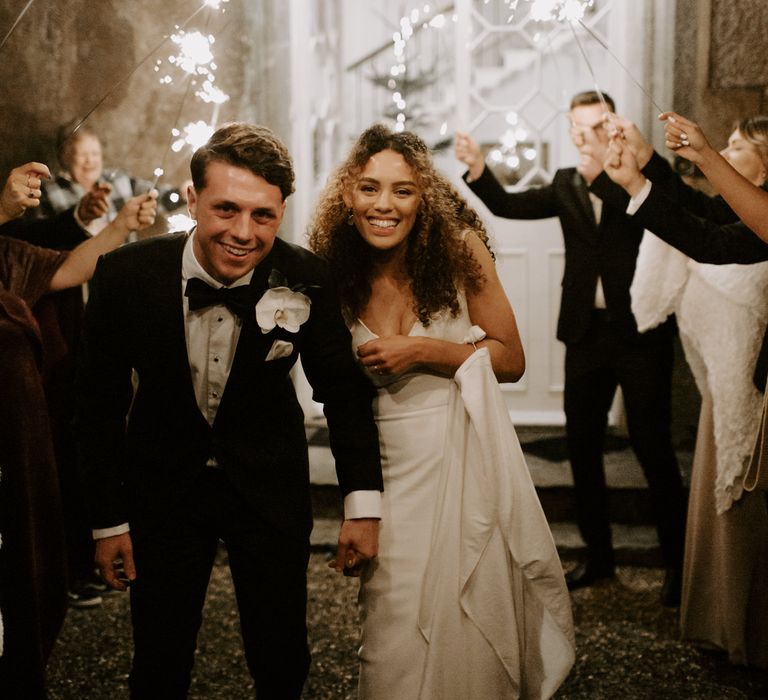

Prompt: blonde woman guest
[{"left": 600, "top": 119, "right": 768, "bottom": 668}]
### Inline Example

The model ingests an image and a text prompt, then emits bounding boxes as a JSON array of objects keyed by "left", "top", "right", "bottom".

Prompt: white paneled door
[{"left": 451, "top": 0, "right": 663, "bottom": 425}]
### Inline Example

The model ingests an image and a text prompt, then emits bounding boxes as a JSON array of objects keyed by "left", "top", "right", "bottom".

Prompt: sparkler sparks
[
  {"left": 150, "top": 4, "right": 231, "bottom": 185},
  {"left": 171, "top": 120, "right": 215, "bottom": 152},
  {"left": 505, "top": 0, "right": 594, "bottom": 23},
  {"left": 171, "top": 30, "right": 215, "bottom": 76}
]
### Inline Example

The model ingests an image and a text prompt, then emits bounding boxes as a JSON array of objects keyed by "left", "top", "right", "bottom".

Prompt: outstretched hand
[
  {"left": 604, "top": 114, "right": 654, "bottom": 169},
  {"left": 603, "top": 137, "right": 647, "bottom": 196},
  {"left": 454, "top": 131, "right": 485, "bottom": 181},
  {"left": 329, "top": 518, "right": 379, "bottom": 577},
  {"left": 659, "top": 111, "right": 713, "bottom": 165},
  {"left": 0, "top": 161, "right": 50, "bottom": 224},
  {"left": 77, "top": 181, "right": 113, "bottom": 224},
  {"left": 113, "top": 190, "right": 158, "bottom": 234}
]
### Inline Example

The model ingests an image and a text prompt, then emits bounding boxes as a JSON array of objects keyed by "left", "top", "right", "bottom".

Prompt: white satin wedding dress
[{"left": 349, "top": 295, "right": 574, "bottom": 700}]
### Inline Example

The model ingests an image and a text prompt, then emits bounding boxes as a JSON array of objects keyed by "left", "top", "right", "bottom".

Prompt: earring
[{"left": 347, "top": 208, "right": 355, "bottom": 226}]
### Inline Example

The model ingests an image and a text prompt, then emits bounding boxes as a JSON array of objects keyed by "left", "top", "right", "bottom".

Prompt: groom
[{"left": 75, "top": 123, "right": 383, "bottom": 699}]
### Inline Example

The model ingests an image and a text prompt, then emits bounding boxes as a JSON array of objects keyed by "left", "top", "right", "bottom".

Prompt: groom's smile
[{"left": 188, "top": 160, "right": 286, "bottom": 285}]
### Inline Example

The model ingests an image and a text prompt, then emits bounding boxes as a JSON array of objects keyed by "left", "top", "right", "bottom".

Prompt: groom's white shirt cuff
[
  {"left": 93, "top": 523, "right": 130, "bottom": 540},
  {"left": 626, "top": 178, "right": 653, "bottom": 215},
  {"left": 344, "top": 490, "right": 381, "bottom": 520}
]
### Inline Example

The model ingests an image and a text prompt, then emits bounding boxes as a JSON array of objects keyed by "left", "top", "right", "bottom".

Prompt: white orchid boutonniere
[{"left": 255, "top": 269, "right": 314, "bottom": 336}]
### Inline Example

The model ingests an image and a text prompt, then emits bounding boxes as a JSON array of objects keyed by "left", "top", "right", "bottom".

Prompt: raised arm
[
  {"left": 603, "top": 114, "right": 737, "bottom": 223},
  {"left": 455, "top": 131, "right": 558, "bottom": 219},
  {"left": 48, "top": 191, "right": 157, "bottom": 291},
  {"left": 0, "top": 162, "right": 50, "bottom": 224},
  {"left": 661, "top": 111, "right": 768, "bottom": 242},
  {"left": 602, "top": 137, "right": 768, "bottom": 264}
]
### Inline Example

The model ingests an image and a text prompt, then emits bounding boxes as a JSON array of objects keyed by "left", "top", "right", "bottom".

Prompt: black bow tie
[{"left": 185, "top": 277, "right": 255, "bottom": 319}]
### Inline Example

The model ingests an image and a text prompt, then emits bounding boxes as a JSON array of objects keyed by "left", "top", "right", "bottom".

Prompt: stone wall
[
  {"left": 0, "top": 0, "right": 291, "bottom": 195},
  {"left": 674, "top": 0, "right": 768, "bottom": 157},
  {"left": 670, "top": 0, "right": 768, "bottom": 446}
]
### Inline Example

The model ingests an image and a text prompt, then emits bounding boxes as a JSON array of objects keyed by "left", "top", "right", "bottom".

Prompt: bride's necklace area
[{"left": 362, "top": 274, "right": 417, "bottom": 337}]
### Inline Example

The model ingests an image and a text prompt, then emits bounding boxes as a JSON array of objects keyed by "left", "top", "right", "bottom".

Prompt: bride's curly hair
[{"left": 308, "top": 124, "right": 493, "bottom": 325}]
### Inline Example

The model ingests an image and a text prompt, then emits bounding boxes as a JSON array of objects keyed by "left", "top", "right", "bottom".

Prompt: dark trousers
[
  {"left": 128, "top": 469, "right": 311, "bottom": 700},
  {"left": 563, "top": 312, "right": 686, "bottom": 570}
]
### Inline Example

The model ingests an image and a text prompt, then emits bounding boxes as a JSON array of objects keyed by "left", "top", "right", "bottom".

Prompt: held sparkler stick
[
  {"left": 568, "top": 21, "right": 610, "bottom": 115},
  {"left": 0, "top": 0, "right": 35, "bottom": 52},
  {"left": 69, "top": 1, "right": 214, "bottom": 136},
  {"left": 577, "top": 18, "right": 665, "bottom": 115},
  {"left": 149, "top": 73, "right": 196, "bottom": 192}
]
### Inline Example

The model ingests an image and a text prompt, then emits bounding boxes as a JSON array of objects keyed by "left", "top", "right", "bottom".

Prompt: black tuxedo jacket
[
  {"left": 1, "top": 207, "right": 88, "bottom": 250},
  {"left": 590, "top": 156, "right": 768, "bottom": 390},
  {"left": 590, "top": 158, "right": 768, "bottom": 266},
  {"left": 75, "top": 233, "right": 382, "bottom": 539},
  {"left": 466, "top": 166, "right": 647, "bottom": 344}
]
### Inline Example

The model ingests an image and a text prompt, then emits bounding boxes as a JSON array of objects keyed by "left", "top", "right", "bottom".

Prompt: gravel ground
[{"left": 45, "top": 548, "right": 767, "bottom": 699}]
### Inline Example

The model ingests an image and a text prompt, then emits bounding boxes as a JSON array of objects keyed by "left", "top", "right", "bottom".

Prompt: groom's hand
[
  {"left": 95, "top": 532, "right": 137, "bottom": 591},
  {"left": 331, "top": 518, "right": 379, "bottom": 577}
]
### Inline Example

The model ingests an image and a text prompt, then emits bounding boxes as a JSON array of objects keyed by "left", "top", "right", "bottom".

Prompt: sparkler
[
  {"left": 150, "top": 71, "right": 196, "bottom": 191},
  {"left": 568, "top": 22, "right": 610, "bottom": 115},
  {"left": 69, "top": 0, "right": 228, "bottom": 135},
  {"left": 0, "top": 0, "right": 35, "bottom": 52},
  {"left": 148, "top": 13, "right": 231, "bottom": 189},
  {"left": 171, "top": 120, "right": 215, "bottom": 153},
  {"left": 505, "top": 0, "right": 665, "bottom": 116},
  {"left": 577, "top": 18, "right": 665, "bottom": 115}
]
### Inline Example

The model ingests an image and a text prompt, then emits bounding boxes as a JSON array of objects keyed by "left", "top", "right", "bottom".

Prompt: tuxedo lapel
[
  {"left": 215, "top": 245, "right": 281, "bottom": 421},
  {"left": 150, "top": 234, "right": 202, "bottom": 413}
]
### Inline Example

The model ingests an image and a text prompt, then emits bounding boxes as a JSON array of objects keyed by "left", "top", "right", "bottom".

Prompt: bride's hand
[{"left": 357, "top": 336, "right": 422, "bottom": 377}]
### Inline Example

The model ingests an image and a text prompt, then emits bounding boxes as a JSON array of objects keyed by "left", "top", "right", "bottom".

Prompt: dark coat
[
  {"left": 465, "top": 165, "right": 647, "bottom": 344},
  {"left": 75, "top": 233, "right": 382, "bottom": 540}
]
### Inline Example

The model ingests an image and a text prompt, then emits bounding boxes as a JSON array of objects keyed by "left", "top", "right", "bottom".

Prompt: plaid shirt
[{"left": 31, "top": 170, "right": 180, "bottom": 235}]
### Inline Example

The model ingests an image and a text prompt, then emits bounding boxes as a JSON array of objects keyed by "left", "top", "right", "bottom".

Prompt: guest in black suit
[
  {"left": 75, "top": 124, "right": 383, "bottom": 699},
  {"left": 454, "top": 91, "right": 687, "bottom": 603}
]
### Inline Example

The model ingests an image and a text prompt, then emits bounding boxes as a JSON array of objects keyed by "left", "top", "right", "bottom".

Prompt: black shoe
[
  {"left": 565, "top": 561, "right": 615, "bottom": 591},
  {"left": 661, "top": 567, "right": 682, "bottom": 607}
]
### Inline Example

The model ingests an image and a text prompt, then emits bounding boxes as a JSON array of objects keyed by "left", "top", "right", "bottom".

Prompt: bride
[{"left": 309, "top": 124, "right": 574, "bottom": 699}]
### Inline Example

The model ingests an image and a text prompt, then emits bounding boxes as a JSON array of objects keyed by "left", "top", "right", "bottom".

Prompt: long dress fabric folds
[
  {"left": 630, "top": 231, "right": 768, "bottom": 668},
  {"left": 0, "top": 236, "right": 69, "bottom": 698},
  {"left": 352, "top": 298, "right": 574, "bottom": 700}
]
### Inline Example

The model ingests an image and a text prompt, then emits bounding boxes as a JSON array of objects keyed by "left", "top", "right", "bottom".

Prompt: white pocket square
[{"left": 265, "top": 339, "right": 294, "bottom": 361}]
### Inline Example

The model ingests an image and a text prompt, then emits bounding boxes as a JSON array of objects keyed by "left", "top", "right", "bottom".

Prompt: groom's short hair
[
  {"left": 570, "top": 90, "right": 616, "bottom": 113},
  {"left": 190, "top": 123, "right": 295, "bottom": 200}
]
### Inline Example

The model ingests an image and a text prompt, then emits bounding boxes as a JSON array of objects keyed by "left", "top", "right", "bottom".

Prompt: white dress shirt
[
  {"left": 626, "top": 178, "right": 654, "bottom": 215},
  {"left": 93, "top": 232, "right": 380, "bottom": 539}
]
